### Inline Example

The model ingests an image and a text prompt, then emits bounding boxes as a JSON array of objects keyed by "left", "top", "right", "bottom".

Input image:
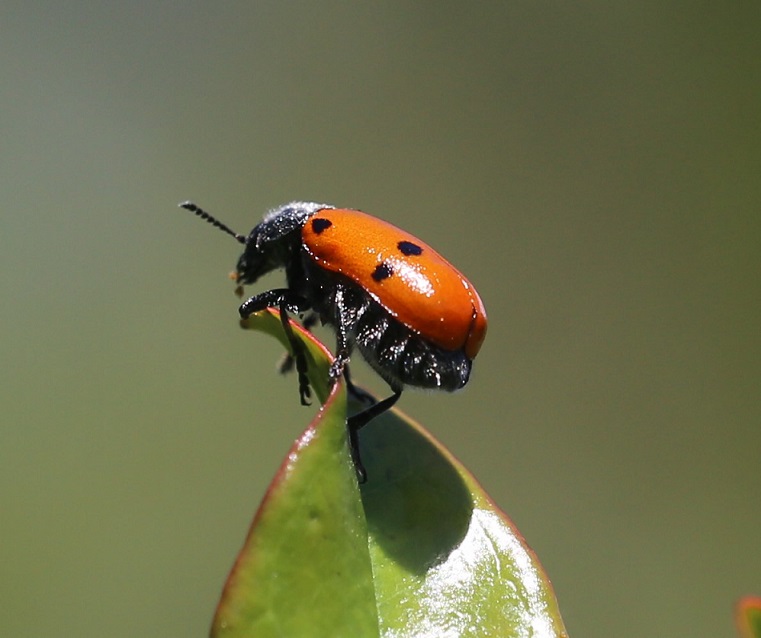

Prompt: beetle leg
[
  {"left": 277, "top": 301, "right": 312, "bottom": 406},
  {"left": 347, "top": 385, "right": 403, "bottom": 483},
  {"left": 238, "top": 288, "right": 310, "bottom": 319},
  {"left": 278, "top": 313, "right": 319, "bottom": 374},
  {"left": 239, "top": 289, "right": 312, "bottom": 406},
  {"left": 302, "top": 312, "right": 320, "bottom": 331},
  {"left": 328, "top": 285, "right": 354, "bottom": 385},
  {"left": 343, "top": 365, "right": 375, "bottom": 405}
]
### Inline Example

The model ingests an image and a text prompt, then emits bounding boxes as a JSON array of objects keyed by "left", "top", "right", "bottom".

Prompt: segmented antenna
[{"left": 179, "top": 201, "right": 246, "bottom": 244}]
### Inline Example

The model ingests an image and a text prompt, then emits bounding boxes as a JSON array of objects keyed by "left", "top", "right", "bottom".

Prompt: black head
[
  {"left": 236, "top": 202, "right": 334, "bottom": 284},
  {"left": 179, "top": 200, "right": 333, "bottom": 285}
]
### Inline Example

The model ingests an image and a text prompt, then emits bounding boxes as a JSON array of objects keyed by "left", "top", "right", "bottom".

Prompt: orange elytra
[{"left": 301, "top": 208, "right": 487, "bottom": 359}]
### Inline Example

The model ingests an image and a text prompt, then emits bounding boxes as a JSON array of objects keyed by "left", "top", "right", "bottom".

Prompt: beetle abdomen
[{"left": 305, "top": 261, "right": 472, "bottom": 392}]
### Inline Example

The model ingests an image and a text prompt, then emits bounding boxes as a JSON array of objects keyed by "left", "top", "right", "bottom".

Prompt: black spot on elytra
[
  {"left": 397, "top": 240, "right": 423, "bottom": 256},
  {"left": 311, "top": 218, "right": 332, "bottom": 234},
  {"left": 371, "top": 262, "right": 393, "bottom": 282}
]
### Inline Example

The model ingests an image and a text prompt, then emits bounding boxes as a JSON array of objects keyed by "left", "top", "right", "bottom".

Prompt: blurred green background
[{"left": 2, "top": 2, "right": 759, "bottom": 637}]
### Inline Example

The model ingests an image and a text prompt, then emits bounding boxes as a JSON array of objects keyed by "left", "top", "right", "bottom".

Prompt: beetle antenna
[{"left": 179, "top": 201, "right": 246, "bottom": 244}]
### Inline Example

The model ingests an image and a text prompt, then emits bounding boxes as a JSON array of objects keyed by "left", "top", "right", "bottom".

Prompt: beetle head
[{"left": 235, "top": 202, "right": 333, "bottom": 285}]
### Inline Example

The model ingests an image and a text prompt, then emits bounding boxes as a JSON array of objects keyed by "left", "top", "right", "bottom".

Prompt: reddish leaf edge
[
  {"left": 737, "top": 596, "right": 761, "bottom": 638},
  {"left": 210, "top": 310, "right": 346, "bottom": 634}
]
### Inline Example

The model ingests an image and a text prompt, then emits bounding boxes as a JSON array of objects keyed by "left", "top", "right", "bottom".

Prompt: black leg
[
  {"left": 348, "top": 387, "right": 403, "bottom": 483},
  {"left": 343, "top": 365, "right": 375, "bottom": 405},
  {"left": 278, "top": 313, "right": 319, "bottom": 375},
  {"left": 302, "top": 313, "right": 319, "bottom": 331},
  {"left": 239, "top": 289, "right": 312, "bottom": 406},
  {"left": 239, "top": 288, "right": 309, "bottom": 319},
  {"left": 348, "top": 422, "right": 367, "bottom": 484},
  {"left": 328, "top": 285, "right": 354, "bottom": 386},
  {"left": 278, "top": 302, "right": 311, "bottom": 406}
]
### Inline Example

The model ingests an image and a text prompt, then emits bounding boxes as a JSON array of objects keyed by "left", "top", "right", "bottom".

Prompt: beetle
[{"left": 180, "top": 201, "right": 487, "bottom": 480}]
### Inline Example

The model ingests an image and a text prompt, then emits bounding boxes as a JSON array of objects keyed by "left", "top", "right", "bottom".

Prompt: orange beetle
[{"left": 180, "top": 201, "right": 487, "bottom": 481}]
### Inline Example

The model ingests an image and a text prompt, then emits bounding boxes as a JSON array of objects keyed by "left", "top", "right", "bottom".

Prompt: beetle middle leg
[{"left": 278, "top": 312, "right": 319, "bottom": 375}]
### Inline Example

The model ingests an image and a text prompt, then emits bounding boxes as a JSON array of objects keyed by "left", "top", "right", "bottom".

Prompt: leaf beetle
[{"left": 180, "top": 201, "right": 487, "bottom": 480}]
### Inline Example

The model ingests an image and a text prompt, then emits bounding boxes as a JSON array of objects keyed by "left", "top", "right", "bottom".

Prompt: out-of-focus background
[{"left": 2, "top": 3, "right": 759, "bottom": 637}]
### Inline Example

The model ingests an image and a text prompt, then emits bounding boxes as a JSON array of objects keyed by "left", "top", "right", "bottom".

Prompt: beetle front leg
[
  {"left": 239, "top": 289, "right": 312, "bottom": 406},
  {"left": 239, "top": 288, "right": 310, "bottom": 319}
]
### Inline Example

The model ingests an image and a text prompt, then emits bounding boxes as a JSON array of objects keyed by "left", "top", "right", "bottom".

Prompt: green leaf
[
  {"left": 737, "top": 596, "right": 761, "bottom": 638},
  {"left": 211, "top": 310, "right": 568, "bottom": 638}
]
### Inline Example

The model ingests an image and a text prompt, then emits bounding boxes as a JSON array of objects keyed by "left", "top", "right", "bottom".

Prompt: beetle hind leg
[
  {"left": 343, "top": 365, "right": 375, "bottom": 405},
  {"left": 347, "top": 386, "right": 403, "bottom": 483}
]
